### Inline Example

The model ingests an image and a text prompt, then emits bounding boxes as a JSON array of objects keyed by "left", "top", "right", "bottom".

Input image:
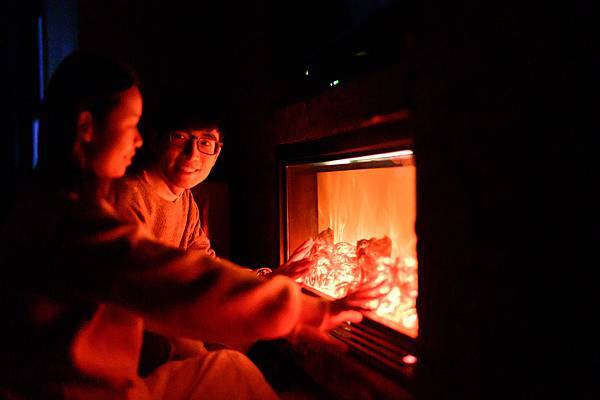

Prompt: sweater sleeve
[
  {"left": 185, "top": 195, "right": 215, "bottom": 257},
  {"left": 112, "top": 177, "right": 148, "bottom": 226},
  {"left": 119, "top": 254, "right": 328, "bottom": 344},
  {"left": 4, "top": 192, "right": 328, "bottom": 347}
]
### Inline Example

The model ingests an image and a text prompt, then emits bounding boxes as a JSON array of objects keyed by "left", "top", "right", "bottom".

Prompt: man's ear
[{"left": 76, "top": 111, "right": 94, "bottom": 143}]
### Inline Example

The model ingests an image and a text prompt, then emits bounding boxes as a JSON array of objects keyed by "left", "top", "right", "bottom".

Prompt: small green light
[
  {"left": 332, "top": 79, "right": 340, "bottom": 86},
  {"left": 305, "top": 69, "right": 309, "bottom": 76}
]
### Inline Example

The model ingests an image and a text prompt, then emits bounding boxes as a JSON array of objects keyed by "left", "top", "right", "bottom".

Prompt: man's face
[{"left": 158, "top": 128, "right": 221, "bottom": 193}]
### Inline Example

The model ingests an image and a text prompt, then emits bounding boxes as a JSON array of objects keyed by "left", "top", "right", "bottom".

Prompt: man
[
  {"left": 112, "top": 110, "right": 220, "bottom": 258},
  {"left": 112, "top": 107, "right": 313, "bottom": 375},
  {"left": 113, "top": 108, "right": 313, "bottom": 264}
]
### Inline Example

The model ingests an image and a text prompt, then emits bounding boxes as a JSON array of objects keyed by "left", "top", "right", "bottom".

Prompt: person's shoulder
[
  {"left": 113, "top": 172, "right": 148, "bottom": 199},
  {"left": 181, "top": 189, "right": 200, "bottom": 210},
  {"left": 114, "top": 171, "right": 145, "bottom": 190},
  {"left": 182, "top": 188, "right": 196, "bottom": 202},
  {"left": 112, "top": 172, "right": 154, "bottom": 215}
]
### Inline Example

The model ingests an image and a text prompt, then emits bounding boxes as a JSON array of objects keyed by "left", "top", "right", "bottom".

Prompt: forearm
[
  {"left": 114, "top": 253, "right": 306, "bottom": 345},
  {"left": 52, "top": 205, "right": 318, "bottom": 346}
]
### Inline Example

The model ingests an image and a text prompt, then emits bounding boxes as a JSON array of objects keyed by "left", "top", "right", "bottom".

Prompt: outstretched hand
[
  {"left": 273, "top": 238, "right": 315, "bottom": 279},
  {"left": 288, "top": 280, "right": 390, "bottom": 353},
  {"left": 320, "top": 279, "right": 390, "bottom": 331}
]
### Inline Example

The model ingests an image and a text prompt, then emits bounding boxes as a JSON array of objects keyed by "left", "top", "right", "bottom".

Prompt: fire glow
[
  {"left": 296, "top": 163, "right": 418, "bottom": 338},
  {"left": 298, "top": 229, "right": 418, "bottom": 338}
]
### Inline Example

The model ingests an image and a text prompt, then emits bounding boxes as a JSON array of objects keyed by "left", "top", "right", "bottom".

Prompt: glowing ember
[{"left": 298, "top": 228, "right": 418, "bottom": 337}]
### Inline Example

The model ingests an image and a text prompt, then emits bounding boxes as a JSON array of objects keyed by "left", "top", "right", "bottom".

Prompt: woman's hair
[{"left": 38, "top": 50, "right": 139, "bottom": 179}]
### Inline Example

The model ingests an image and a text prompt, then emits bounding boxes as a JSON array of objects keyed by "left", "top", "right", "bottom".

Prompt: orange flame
[
  {"left": 299, "top": 165, "right": 418, "bottom": 337},
  {"left": 298, "top": 232, "right": 418, "bottom": 337}
]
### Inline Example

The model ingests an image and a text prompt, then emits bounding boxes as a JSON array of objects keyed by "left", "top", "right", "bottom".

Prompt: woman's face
[{"left": 89, "top": 85, "right": 143, "bottom": 178}]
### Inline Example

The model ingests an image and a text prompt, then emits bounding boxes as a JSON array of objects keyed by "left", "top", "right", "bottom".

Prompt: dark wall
[
  {"left": 1, "top": 0, "right": 76, "bottom": 225},
  {"left": 0, "top": 1, "right": 41, "bottom": 223},
  {"left": 413, "top": 3, "right": 595, "bottom": 399}
]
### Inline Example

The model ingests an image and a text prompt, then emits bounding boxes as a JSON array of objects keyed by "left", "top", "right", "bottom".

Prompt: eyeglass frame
[{"left": 168, "top": 130, "right": 223, "bottom": 155}]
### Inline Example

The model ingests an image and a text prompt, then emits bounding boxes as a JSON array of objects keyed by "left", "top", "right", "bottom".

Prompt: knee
[
  {"left": 211, "top": 349, "right": 254, "bottom": 368},
  {"left": 207, "top": 349, "right": 265, "bottom": 378}
]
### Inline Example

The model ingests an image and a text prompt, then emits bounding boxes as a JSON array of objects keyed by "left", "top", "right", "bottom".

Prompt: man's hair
[{"left": 155, "top": 104, "right": 224, "bottom": 141}]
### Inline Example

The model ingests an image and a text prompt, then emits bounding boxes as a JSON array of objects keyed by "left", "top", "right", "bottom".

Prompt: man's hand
[{"left": 273, "top": 238, "right": 315, "bottom": 279}]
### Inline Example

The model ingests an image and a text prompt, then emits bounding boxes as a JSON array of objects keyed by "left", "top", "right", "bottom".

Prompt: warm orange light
[
  {"left": 317, "top": 166, "right": 416, "bottom": 260},
  {"left": 299, "top": 163, "right": 418, "bottom": 338},
  {"left": 319, "top": 150, "right": 413, "bottom": 166}
]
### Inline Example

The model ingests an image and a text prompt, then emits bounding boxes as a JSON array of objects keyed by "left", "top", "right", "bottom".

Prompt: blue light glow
[
  {"left": 32, "top": 119, "right": 39, "bottom": 169},
  {"left": 37, "top": 16, "right": 44, "bottom": 100},
  {"left": 34, "top": 15, "right": 43, "bottom": 169}
]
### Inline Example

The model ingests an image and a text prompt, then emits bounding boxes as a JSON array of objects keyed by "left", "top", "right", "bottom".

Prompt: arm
[
  {"left": 65, "top": 199, "right": 344, "bottom": 345},
  {"left": 5, "top": 192, "right": 360, "bottom": 348},
  {"left": 121, "top": 254, "right": 323, "bottom": 343},
  {"left": 185, "top": 194, "right": 215, "bottom": 257}
]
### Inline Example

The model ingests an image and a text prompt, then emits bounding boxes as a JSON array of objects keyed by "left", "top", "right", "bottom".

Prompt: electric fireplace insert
[{"left": 278, "top": 119, "right": 416, "bottom": 399}]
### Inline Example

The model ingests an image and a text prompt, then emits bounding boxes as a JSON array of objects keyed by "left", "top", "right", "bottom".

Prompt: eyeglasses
[{"left": 169, "top": 131, "right": 222, "bottom": 155}]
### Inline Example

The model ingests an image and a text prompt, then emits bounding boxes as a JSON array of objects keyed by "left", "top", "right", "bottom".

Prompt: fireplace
[{"left": 277, "top": 116, "right": 416, "bottom": 399}]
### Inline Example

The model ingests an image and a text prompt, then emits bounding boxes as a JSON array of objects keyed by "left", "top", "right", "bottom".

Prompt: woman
[{"left": 0, "top": 51, "right": 367, "bottom": 400}]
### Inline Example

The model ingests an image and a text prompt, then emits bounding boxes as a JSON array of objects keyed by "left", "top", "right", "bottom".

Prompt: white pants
[
  {"left": 64, "top": 349, "right": 279, "bottom": 400},
  {"left": 139, "top": 349, "right": 279, "bottom": 400}
]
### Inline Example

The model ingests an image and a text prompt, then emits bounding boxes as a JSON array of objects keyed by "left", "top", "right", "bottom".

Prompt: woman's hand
[
  {"left": 319, "top": 279, "right": 390, "bottom": 331},
  {"left": 287, "top": 280, "right": 389, "bottom": 352}
]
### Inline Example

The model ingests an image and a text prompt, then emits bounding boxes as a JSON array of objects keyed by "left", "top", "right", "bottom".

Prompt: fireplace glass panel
[{"left": 284, "top": 150, "right": 417, "bottom": 338}]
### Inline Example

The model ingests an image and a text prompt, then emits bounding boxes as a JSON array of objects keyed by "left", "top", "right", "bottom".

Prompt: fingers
[
  {"left": 277, "top": 259, "right": 313, "bottom": 279},
  {"left": 333, "top": 301, "right": 375, "bottom": 313},
  {"left": 349, "top": 280, "right": 389, "bottom": 301},
  {"left": 298, "top": 237, "right": 315, "bottom": 251},
  {"left": 289, "top": 260, "right": 312, "bottom": 277},
  {"left": 337, "top": 310, "right": 363, "bottom": 324},
  {"left": 322, "top": 305, "right": 364, "bottom": 331},
  {"left": 288, "top": 238, "right": 315, "bottom": 262},
  {"left": 357, "top": 278, "right": 390, "bottom": 294},
  {"left": 332, "top": 295, "right": 374, "bottom": 313},
  {"left": 329, "top": 280, "right": 390, "bottom": 314}
]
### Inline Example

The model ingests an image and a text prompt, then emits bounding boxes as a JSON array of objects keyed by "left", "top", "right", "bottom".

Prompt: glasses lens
[
  {"left": 170, "top": 132, "right": 221, "bottom": 155},
  {"left": 170, "top": 132, "right": 188, "bottom": 147},
  {"left": 197, "top": 139, "right": 216, "bottom": 154}
]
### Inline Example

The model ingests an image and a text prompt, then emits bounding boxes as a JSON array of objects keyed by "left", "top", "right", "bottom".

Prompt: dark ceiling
[{"left": 78, "top": 0, "right": 409, "bottom": 119}]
